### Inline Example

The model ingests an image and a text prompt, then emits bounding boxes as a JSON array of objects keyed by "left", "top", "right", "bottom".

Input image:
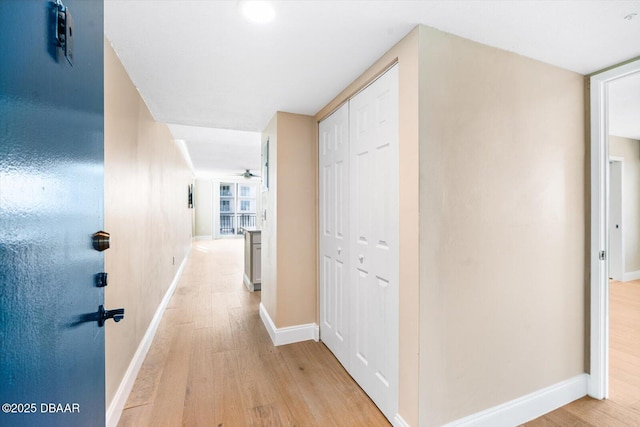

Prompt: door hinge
[{"left": 599, "top": 250, "right": 606, "bottom": 261}]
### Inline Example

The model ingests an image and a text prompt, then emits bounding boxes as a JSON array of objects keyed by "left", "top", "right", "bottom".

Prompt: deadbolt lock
[{"left": 92, "top": 231, "right": 110, "bottom": 252}]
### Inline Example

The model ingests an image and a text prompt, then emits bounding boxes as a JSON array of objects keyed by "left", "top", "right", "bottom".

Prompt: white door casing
[
  {"left": 319, "top": 102, "right": 350, "bottom": 367},
  {"left": 348, "top": 64, "right": 399, "bottom": 420},
  {"left": 590, "top": 58, "right": 640, "bottom": 399}
]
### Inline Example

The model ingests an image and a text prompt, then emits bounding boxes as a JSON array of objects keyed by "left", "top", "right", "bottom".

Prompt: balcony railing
[
  {"left": 238, "top": 214, "right": 256, "bottom": 230},
  {"left": 220, "top": 213, "right": 257, "bottom": 235},
  {"left": 220, "top": 214, "right": 235, "bottom": 235}
]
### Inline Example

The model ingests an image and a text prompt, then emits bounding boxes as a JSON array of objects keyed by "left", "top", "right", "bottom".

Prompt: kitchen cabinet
[{"left": 243, "top": 228, "right": 261, "bottom": 291}]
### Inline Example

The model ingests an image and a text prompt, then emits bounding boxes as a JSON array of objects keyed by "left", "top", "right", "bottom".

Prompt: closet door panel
[
  {"left": 319, "top": 103, "right": 350, "bottom": 368},
  {"left": 348, "top": 65, "right": 399, "bottom": 420}
]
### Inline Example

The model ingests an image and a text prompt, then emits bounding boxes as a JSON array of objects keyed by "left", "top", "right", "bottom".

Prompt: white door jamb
[{"left": 589, "top": 58, "right": 640, "bottom": 399}]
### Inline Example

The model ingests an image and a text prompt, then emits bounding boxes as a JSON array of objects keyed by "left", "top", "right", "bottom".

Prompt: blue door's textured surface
[{"left": 0, "top": 1, "right": 105, "bottom": 426}]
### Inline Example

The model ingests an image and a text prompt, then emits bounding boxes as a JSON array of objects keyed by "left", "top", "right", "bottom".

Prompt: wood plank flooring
[
  {"left": 523, "top": 279, "right": 640, "bottom": 426},
  {"left": 117, "top": 238, "right": 389, "bottom": 427},
  {"left": 117, "top": 240, "right": 640, "bottom": 426}
]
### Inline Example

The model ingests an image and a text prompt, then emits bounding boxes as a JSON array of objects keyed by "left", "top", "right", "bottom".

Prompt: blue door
[{"left": 0, "top": 1, "right": 105, "bottom": 426}]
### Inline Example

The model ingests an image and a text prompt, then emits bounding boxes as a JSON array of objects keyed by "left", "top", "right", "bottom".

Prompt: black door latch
[
  {"left": 98, "top": 305, "right": 124, "bottom": 327},
  {"left": 96, "top": 272, "right": 108, "bottom": 287}
]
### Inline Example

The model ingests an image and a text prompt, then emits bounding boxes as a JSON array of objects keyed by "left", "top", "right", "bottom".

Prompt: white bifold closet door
[
  {"left": 319, "top": 101, "right": 350, "bottom": 366},
  {"left": 319, "top": 64, "right": 399, "bottom": 421}
]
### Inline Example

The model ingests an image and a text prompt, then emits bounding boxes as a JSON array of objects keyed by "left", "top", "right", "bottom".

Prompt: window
[
  {"left": 221, "top": 185, "right": 232, "bottom": 197},
  {"left": 219, "top": 183, "right": 258, "bottom": 236}
]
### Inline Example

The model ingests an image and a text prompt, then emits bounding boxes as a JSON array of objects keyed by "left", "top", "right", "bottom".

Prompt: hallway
[{"left": 117, "top": 239, "right": 389, "bottom": 426}]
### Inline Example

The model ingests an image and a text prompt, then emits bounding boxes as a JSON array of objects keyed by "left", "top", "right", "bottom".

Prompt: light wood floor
[
  {"left": 523, "top": 279, "right": 640, "bottom": 426},
  {"left": 117, "top": 238, "right": 389, "bottom": 427},
  {"left": 117, "top": 240, "right": 640, "bottom": 427}
]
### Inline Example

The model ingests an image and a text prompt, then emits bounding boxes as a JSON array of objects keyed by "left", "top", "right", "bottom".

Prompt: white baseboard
[
  {"left": 442, "top": 374, "right": 588, "bottom": 427},
  {"left": 259, "top": 303, "right": 319, "bottom": 346},
  {"left": 394, "top": 413, "right": 411, "bottom": 427},
  {"left": 243, "top": 273, "right": 260, "bottom": 292},
  {"left": 243, "top": 273, "right": 255, "bottom": 291},
  {"left": 622, "top": 270, "right": 640, "bottom": 282},
  {"left": 105, "top": 250, "right": 191, "bottom": 427},
  {"left": 193, "top": 235, "right": 212, "bottom": 241}
]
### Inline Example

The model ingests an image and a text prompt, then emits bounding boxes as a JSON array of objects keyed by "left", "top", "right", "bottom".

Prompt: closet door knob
[
  {"left": 337, "top": 247, "right": 342, "bottom": 255},
  {"left": 358, "top": 255, "right": 364, "bottom": 263}
]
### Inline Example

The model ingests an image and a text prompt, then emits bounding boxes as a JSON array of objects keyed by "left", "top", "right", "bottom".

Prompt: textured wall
[
  {"left": 275, "top": 112, "right": 317, "bottom": 327},
  {"left": 260, "top": 112, "right": 316, "bottom": 328},
  {"left": 418, "top": 26, "right": 585, "bottom": 426},
  {"left": 261, "top": 115, "right": 278, "bottom": 320},
  {"left": 104, "top": 38, "right": 193, "bottom": 409}
]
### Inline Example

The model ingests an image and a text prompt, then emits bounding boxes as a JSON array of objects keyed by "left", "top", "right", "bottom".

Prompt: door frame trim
[{"left": 589, "top": 58, "right": 640, "bottom": 399}]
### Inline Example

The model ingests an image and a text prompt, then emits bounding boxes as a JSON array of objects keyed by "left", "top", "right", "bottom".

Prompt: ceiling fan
[{"left": 237, "top": 169, "right": 261, "bottom": 179}]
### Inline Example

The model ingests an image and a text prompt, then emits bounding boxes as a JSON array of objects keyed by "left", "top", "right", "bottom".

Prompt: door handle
[
  {"left": 337, "top": 247, "right": 342, "bottom": 255},
  {"left": 98, "top": 305, "right": 124, "bottom": 327},
  {"left": 358, "top": 255, "right": 364, "bottom": 263}
]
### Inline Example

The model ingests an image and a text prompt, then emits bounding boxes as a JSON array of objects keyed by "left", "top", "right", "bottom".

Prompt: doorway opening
[{"left": 589, "top": 58, "right": 640, "bottom": 402}]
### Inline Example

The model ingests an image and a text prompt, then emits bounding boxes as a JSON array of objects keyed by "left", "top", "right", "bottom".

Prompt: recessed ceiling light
[
  {"left": 624, "top": 12, "right": 638, "bottom": 21},
  {"left": 240, "top": 1, "right": 275, "bottom": 24}
]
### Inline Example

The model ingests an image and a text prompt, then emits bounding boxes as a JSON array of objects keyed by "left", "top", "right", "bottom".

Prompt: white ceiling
[
  {"left": 104, "top": 0, "right": 640, "bottom": 175},
  {"left": 168, "top": 125, "right": 261, "bottom": 179}
]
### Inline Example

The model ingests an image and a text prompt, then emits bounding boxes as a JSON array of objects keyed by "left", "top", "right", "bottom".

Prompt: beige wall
[
  {"left": 261, "top": 112, "right": 316, "bottom": 327},
  {"left": 276, "top": 112, "right": 317, "bottom": 327},
  {"left": 315, "top": 27, "right": 421, "bottom": 426},
  {"left": 417, "top": 26, "right": 585, "bottom": 425},
  {"left": 312, "top": 24, "right": 586, "bottom": 425},
  {"left": 610, "top": 135, "right": 640, "bottom": 273},
  {"left": 194, "top": 179, "right": 213, "bottom": 237},
  {"left": 261, "top": 114, "right": 278, "bottom": 318},
  {"left": 104, "top": 39, "right": 193, "bottom": 409}
]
